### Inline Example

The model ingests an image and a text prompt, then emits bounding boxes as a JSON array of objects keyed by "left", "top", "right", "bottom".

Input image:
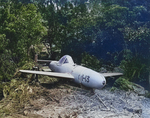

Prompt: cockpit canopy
[{"left": 58, "top": 55, "right": 74, "bottom": 65}]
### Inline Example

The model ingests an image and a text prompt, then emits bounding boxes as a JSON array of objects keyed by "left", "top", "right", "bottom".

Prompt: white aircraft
[{"left": 20, "top": 55, "right": 123, "bottom": 89}]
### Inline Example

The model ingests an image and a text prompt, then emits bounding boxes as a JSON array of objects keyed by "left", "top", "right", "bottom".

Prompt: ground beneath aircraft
[{"left": 24, "top": 83, "right": 150, "bottom": 118}]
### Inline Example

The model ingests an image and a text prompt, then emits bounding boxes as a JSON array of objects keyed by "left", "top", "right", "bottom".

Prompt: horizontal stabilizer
[
  {"left": 101, "top": 73, "right": 123, "bottom": 77},
  {"left": 19, "top": 70, "right": 74, "bottom": 79}
]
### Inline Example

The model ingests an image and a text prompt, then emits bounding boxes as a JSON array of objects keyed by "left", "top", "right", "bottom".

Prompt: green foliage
[
  {"left": 0, "top": 34, "right": 8, "bottom": 53},
  {"left": 120, "top": 57, "right": 146, "bottom": 81},
  {"left": 122, "top": 49, "right": 133, "bottom": 60},
  {"left": 14, "top": 61, "right": 35, "bottom": 78},
  {"left": 81, "top": 52, "right": 102, "bottom": 71},
  {"left": 0, "top": 1, "right": 46, "bottom": 82},
  {"left": 20, "top": 61, "right": 35, "bottom": 70},
  {"left": 113, "top": 77, "right": 134, "bottom": 91},
  {"left": 0, "top": 0, "right": 150, "bottom": 84},
  {"left": 113, "top": 77, "right": 150, "bottom": 96},
  {"left": 38, "top": 76, "right": 59, "bottom": 84},
  {"left": 0, "top": 34, "right": 15, "bottom": 82},
  {"left": 123, "top": 26, "right": 150, "bottom": 42},
  {"left": 103, "top": 5, "right": 129, "bottom": 27},
  {"left": 0, "top": 83, "right": 3, "bottom": 100},
  {"left": 0, "top": 53, "right": 17, "bottom": 81},
  {"left": 110, "top": 87, "right": 117, "bottom": 92},
  {"left": 0, "top": 34, "right": 16, "bottom": 81},
  {"left": 0, "top": 1, "right": 46, "bottom": 61},
  {"left": 5, "top": 3, "right": 46, "bottom": 59},
  {"left": 39, "top": 2, "right": 95, "bottom": 58},
  {"left": 1, "top": 79, "right": 33, "bottom": 116},
  {"left": 38, "top": 3, "right": 63, "bottom": 55},
  {"left": 0, "top": 77, "right": 59, "bottom": 117}
]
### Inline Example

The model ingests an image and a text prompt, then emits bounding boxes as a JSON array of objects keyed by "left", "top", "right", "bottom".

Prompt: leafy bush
[
  {"left": 81, "top": 52, "right": 102, "bottom": 71},
  {"left": 120, "top": 57, "right": 146, "bottom": 81},
  {"left": 113, "top": 77, "right": 134, "bottom": 91},
  {"left": 113, "top": 77, "right": 150, "bottom": 97},
  {"left": 0, "top": 53, "right": 17, "bottom": 82},
  {"left": 1, "top": 79, "right": 35, "bottom": 117}
]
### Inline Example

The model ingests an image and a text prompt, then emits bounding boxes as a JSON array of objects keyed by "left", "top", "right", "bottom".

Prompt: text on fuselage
[{"left": 78, "top": 74, "right": 90, "bottom": 83}]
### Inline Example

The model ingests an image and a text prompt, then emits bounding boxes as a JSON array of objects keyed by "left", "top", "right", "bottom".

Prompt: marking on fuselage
[{"left": 81, "top": 74, "right": 90, "bottom": 83}]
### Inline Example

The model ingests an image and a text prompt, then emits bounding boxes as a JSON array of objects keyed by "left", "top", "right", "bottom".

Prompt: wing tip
[{"left": 101, "top": 72, "right": 123, "bottom": 77}]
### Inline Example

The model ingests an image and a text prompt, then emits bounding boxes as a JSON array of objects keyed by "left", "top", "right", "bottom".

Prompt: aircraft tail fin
[{"left": 34, "top": 54, "right": 53, "bottom": 63}]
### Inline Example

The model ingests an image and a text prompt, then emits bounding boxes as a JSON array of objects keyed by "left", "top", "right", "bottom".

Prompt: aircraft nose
[
  {"left": 96, "top": 75, "right": 106, "bottom": 89},
  {"left": 93, "top": 78, "right": 106, "bottom": 89},
  {"left": 102, "top": 80, "right": 106, "bottom": 86}
]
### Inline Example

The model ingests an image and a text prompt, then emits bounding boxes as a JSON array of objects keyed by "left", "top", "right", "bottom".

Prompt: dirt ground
[
  {"left": 21, "top": 82, "right": 150, "bottom": 118},
  {"left": 1, "top": 79, "right": 150, "bottom": 118}
]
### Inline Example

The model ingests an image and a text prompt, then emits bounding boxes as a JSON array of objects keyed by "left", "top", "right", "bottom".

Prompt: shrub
[
  {"left": 113, "top": 77, "right": 134, "bottom": 91},
  {"left": 81, "top": 52, "right": 102, "bottom": 71},
  {"left": 120, "top": 57, "right": 146, "bottom": 81}
]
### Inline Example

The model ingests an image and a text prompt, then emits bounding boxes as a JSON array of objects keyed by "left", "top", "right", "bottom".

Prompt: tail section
[{"left": 34, "top": 54, "right": 53, "bottom": 63}]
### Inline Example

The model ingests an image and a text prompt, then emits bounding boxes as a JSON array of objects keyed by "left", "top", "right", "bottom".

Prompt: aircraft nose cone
[
  {"left": 102, "top": 80, "right": 106, "bottom": 86},
  {"left": 95, "top": 79, "right": 106, "bottom": 89}
]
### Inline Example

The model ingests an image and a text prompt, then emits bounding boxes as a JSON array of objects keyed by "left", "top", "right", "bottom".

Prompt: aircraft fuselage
[{"left": 50, "top": 61, "right": 106, "bottom": 89}]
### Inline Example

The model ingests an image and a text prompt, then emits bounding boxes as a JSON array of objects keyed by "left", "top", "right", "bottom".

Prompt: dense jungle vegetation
[{"left": 0, "top": 0, "right": 150, "bottom": 84}]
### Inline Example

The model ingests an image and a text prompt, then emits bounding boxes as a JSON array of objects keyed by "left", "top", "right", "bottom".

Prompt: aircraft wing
[
  {"left": 37, "top": 60, "right": 52, "bottom": 63},
  {"left": 101, "top": 73, "right": 123, "bottom": 77},
  {"left": 19, "top": 70, "right": 74, "bottom": 79}
]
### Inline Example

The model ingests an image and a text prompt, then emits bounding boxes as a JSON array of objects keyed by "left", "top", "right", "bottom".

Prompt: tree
[
  {"left": 39, "top": 2, "right": 94, "bottom": 61},
  {"left": 59, "top": 3, "right": 96, "bottom": 63},
  {"left": 2, "top": 2, "right": 46, "bottom": 63},
  {"left": 38, "top": 3, "right": 64, "bottom": 58},
  {"left": 0, "top": 1, "right": 46, "bottom": 81}
]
